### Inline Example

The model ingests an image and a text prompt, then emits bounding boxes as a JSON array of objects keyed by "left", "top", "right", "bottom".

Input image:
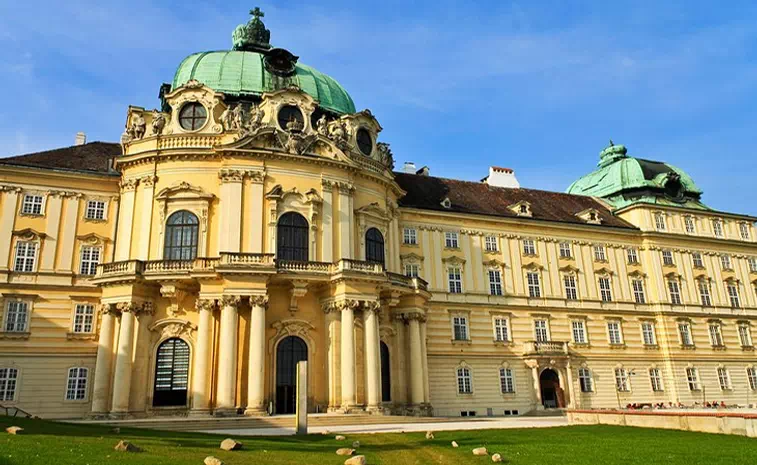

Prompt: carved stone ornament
[
  {"left": 150, "top": 318, "right": 197, "bottom": 342},
  {"left": 270, "top": 319, "right": 315, "bottom": 345},
  {"left": 218, "top": 169, "right": 245, "bottom": 183},
  {"left": 220, "top": 295, "right": 243, "bottom": 307},
  {"left": 316, "top": 114, "right": 328, "bottom": 136},
  {"left": 363, "top": 300, "right": 381, "bottom": 314},
  {"left": 119, "top": 178, "right": 139, "bottom": 192},
  {"left": 116, "top": 301, "right": 152, "bottom": 314},
  {"left": 250, "top": 294, "right": 270, "bottom": 308},
  {"left": 327, "top": 119, "right": 351, "bottom": 150},
  {"left": 334, "top": 299, "right": 362, "bottom": 312},
  {"left": 276, "top": 129, "right": 316, "bottom": 155},
  {"left": 195, "top": 298, "right": 215, "bottom": 312},
  {"left": 151, "top": 110, "right": 167, "bottom": 136},
  {"left": 97, "top": 303, "right": 118, "bottom": 316},
  {"left": 221, "top": 104, "right": 245, "bottom": 132}
]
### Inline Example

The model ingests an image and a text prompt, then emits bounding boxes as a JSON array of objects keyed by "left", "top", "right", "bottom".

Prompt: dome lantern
[{"left": 233, "top": 7, "right": 272, "bottom": 52}]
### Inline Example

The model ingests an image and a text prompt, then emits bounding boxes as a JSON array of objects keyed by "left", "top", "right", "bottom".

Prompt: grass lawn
[{"left": 1, "top": 416, "right": 756, "bottom": 465}]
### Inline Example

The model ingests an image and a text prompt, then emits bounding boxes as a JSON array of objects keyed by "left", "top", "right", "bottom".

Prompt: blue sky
[{"left": 1, "top": 1, "right": 756, "bottom": 214}]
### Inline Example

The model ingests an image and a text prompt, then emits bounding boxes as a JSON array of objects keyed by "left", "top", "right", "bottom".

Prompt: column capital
[
  {"left": 119, "top": 178, "right": 139, "bottom": 192},
  {"left": 195, "top": 298, "right": 216, "bottom": 313},
  {"left": 249, "top": 294, "right": 269, "bottom": 308},
  {"left": 219, "top": 169, "right": 245, "bottom": 183},
  {"left": 139, "top": 175, "right": 158, "bottom": 187},
  {"left": 115, "top": 301, "right": 153, "bottom": 315},
  {"left": 362, "top": 300, "right": 381, "bottom": 314},
  {"left": 334, "top": 298, "right": 361, "bottom": 311},
  {"left": 220, "top": 294, "right": 243, "bottom": 307},
  {"left": 98, "top": 303, "right": 118, "bottom": 316},
  {"left": 404, "top": 311, "right": 427, "bottom": 323}
]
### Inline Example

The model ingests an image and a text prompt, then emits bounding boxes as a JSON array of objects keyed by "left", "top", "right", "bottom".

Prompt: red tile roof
[{"left": 1, "top": 142, "right": 121, "bottom": 175}]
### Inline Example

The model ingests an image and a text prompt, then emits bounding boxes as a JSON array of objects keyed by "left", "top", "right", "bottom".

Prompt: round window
[
  {"left": 178, "top": 103, "right": 207, "bottom": 131},
  {"left": 356, "top": 128, "right": 373, "bottom": 156},
  {"left": 278, "top": 105, "right": 304, "bottom": 132}
]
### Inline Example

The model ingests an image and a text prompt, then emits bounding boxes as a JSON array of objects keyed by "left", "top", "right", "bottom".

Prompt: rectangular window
[
  {"left": 79, "top": 246, "right": 101, "bottom": 276},
  {"left": 721, "top": 254, "right": 732, "bottom": 270},
  {"left": 13, "top": 241, "right": 37, "bottom": 273},
  {"left": 404, "top": 263, "right": 420, "bottom": 278},
  {"left": 72, "top": 304, "right": 95, "bottom": 333},
  {"left": 527, "top": 272, "right": 541, "bottom": 298},
  {"left": 654, "top": 212, "right": 667, "bottom": 231},
  {"left": 712, "top": 219, "right": 724, "bottom": 238},
  {"left": 403, "top": 227, "right": 417, "bottom": 245},
  {"left": 627, "top": 248, "right": 639, "bottom": 264},
  {"left": 684, "top": 216, "right": 696, "bottom": 234},
  {"left": 699, "top": 281, "right": 712, "bottom": 307},
  {"left": 4, "top": 301, "right": 29, "bottom": 333},
  {"left": 662, "top": 250, "right": 674, "bottom": 266},
  {"left": 85, "top": 200, "right": 106, "bottom": 220},
  {"left": 615, "top": 368, "right": 630, "bottom": 392},
  {"left": 649, "top": 368, "right": 664, "bottom": 392},
  {"left": 738, "top": 325, "right": 753, "bottom": 347},
  {"left": 571, "top": 320, "right": 587, "bottom": 344},
  {"left": 678, "top": 322, "right": 693, "bottom": 346},
  {"left": 686, "top": 367, "right": 700, "bottom": 390},
  {"left": 594, "top": 245, "right": 606, "bottom": 262},
  {"left": 727, "top": 283, "right": 741, "bottom": 308},
  {"left": 598, "top": 277, "right": 612, "bottom": 302},
  {"left": 494, "top": 318, "right": 509, "bottom": 342},
  {"left": 499, "top": 368, "right": 515, "bottom": 394},
  {"left": 534, "top": 319, "right": 549, "bottom": 342},
  {"left": 484, "top": 235, "right": 498, "bottom": 252},
  {"left": 522, "top": 239, "right": 536, "bottom": 255},
  {"left": 607, "top": 321, "right": 623, "bottom": 345},
  {"left": 578, "top": 368, "right": 593, "bottom": 392},
  {"left": 709, "top": 323, "right": 724, "bottom": 347},
  {"left": 21, "top": 194, "right": 43, "bottom": 215},
  {"left": 0, "top": 368, "right": 19, "bottom": 401},
  {"left": 448, "top": 267, "right": 462, "bottom": 294},
  {"left": 668, "top": 280, "right": 682, "bottom": 305},
  {"left": 488, "top": 269, "right": 503, "bottom": 296},
  {"left": 740, "top": 223, "right": 751, "bottom": 240},
  {"left": 457, "top": 367, "right": 472, "bottom": 394},
  {"left": 564, "top": 275, "right": 578, "bottom": 300},
  {"left": 65, "top": 367, "right": 88, "bottom": 401},
  {"left": 559, "top": 242, "right": 572, "bottom": 259},
  {"left": 444, "top": 232, "right": 459, "bottom": 248},
  {"left": 717, "top": 367, "right": 731, "bottom": 390},
  {"left": 632, "top": 279, "right": 646, "bottom": 304},
  {"left": 641, "top": 322, "right": 656, "bottom": 346},
  {"left": 747, "top": 368, "right": 757, "bottom": 390},
  {"left": 692, "top": 252, "right": 704, "bottom": 268},
  {"left": 749, "top": 257, "right": 757, "bottom": 273},
  {"left": 453, "top": 316, "right": 469, "bottom": 341}
]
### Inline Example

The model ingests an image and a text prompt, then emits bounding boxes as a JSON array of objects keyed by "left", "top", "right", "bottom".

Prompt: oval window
[
  {"left": 278, "top": 105, "right": 304, "bottom": 132},
  {"left": 356, "top": 128, "right": 373, "bottom": 156},
  {"left": 178, "top": 103, "right": 207, "bottom": 131}
]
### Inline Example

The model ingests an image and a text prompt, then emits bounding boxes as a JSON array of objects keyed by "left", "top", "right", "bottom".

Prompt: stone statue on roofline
[{"left": 151, "top": 110, "right": 166, "bottom": 136}]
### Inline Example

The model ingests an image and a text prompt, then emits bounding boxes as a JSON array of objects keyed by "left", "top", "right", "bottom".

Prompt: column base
[
  {"left": 365, "top": 405, "right": 383, "bottom": 414},
  {"left": 109, "top": 411, "right": 130, "bottom": 420},
  {"left": 213, "top": 408, "right": 239, "bottom": 417},
  {"left": 86, "top": 412, "right": 111, "bottom": 420},
  {"left": 243, "top": 407, "right": 268, "bottom": 417},
  {"left": 188, "top": 408, "right": 212, "bottom": 417}
]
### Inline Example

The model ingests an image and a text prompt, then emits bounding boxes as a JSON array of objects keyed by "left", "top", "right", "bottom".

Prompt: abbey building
[{"left": 0, "top": 10, "right": 756, "bottom": 419}]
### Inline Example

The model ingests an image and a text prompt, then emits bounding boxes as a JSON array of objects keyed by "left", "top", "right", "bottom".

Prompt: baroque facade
[{"left": 1, "top": 10, "right": 756, "bottom": 419}]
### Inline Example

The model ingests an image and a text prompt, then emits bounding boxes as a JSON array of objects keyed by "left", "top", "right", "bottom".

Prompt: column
[
  {"left": 110, "top": 302, "right": 139, "bottom": 417},
  {"left": 363, "top": 302, "right": 381, "bottom": 412},
  {"left": 557, "top": 367, "right": 568, "bottom": 408},
  {"left": 340, "top": 300, "right": 357, "bottom": 410},
  {"left": 218, "top": 170, "right": 243, "bottom": 253},
  {"left": 115, "top": 179, "right": 138, "bottom": 260},
  {"left": 57, "top": 194, "right": 81, "bottom": 271},
  {"left": 393, "top": 314, "right": 407, "bottom": 406},
  {"left": 407, "top": 313, "right": 425, "bottom": 408},
  {"left": 321, "top": 181, "right": 333, "bottom": 262},
  {"left": 191, "top": 299, "right": 215, "bottom": 415},
  {"left": 247, "top": 172, "right": 265, "bottom": 253},
  {"left": 325, "top": 305, "right": 341, "bottom": 411},
  {"left": 245, "top": 295, "right": 268, "bottom": 415},
  {"left": 338, "top": 184, "right": 353, "bottom": 259},
  {"left": 136, "top": 176, "right": 156, "bottom": 260},
  {"left": 528, "top": 362, "right": 542, "bottom": 408},
  {"left": 0, "top": 187, "right": 20, "bottom": 269},
  {"left": 419, "top": 318, "right": 431, "bottom": 406},
  {"left": 39, "top": 192, "right": 63, "bottom": 272},
  {"left": 565, "top": 364, "right": 576, "bottom": 409},
  {"left": 129, "top": 305, "right": 154, "bottom": 412},
  {"left": 215, "top": 295, "right": 240, "bottom": 415},
  {"left": 90, "top": 304, "right": 117, "bottom": 415}
]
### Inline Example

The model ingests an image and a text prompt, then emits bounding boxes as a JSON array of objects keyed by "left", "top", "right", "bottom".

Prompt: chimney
[
  {"left": 483, "top": 166, "right": 520, "bottom": 188},
  {"left": 403, "top": 161, "right": 417, "bottom": 174},
  {"left": 416, "top": 166, "right": 430, "bottom": 176},
  {"left": 75, "top": 132, "right": 87, "bottom": 146}
]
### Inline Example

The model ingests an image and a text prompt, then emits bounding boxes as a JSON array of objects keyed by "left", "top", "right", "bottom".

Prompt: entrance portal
[
  {"left": 275, "top": 336, "right": 308, "bottom": 414},
  {"left": 539, "top": 368, "right": 563, "bottom": 408},
  {"left": 153, "top": 338, "right": 190, "bottom": 407}
]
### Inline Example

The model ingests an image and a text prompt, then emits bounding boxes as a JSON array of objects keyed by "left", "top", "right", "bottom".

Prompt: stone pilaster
[
  {"left": 363, "top": 301, "right": 381, "bottom": 412},
  {"left": 245, "top": 294, "right": 269, "bottom": 415},
  {"left": 190, "top": 299, "right": 215, "bottom": 415},
  {"left": 338, "top": 299, "right": 360, "bottom": 411}
]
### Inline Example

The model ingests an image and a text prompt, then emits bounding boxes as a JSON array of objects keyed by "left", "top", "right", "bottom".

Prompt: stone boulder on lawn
[{"left": 220, "top": 438, "right": 243, "bottom": 451}]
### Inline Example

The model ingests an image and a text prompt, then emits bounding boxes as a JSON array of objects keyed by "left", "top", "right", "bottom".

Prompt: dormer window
[
  {"left": 441, "top": 197, "right": 452, "bottom": 209},
  {"left": 509, "top": 201, "right": 532, "bottom": 217},
  {"left": 576, "top": 208, "right": 602, "bottom": 224}
]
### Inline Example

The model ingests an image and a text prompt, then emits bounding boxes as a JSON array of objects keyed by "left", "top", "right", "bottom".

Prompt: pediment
[
  {"left": 627, "top": 270, "right": 647, "bottom": 278},
  {"left": 442, "top": 255, "right": 466, "bottom": 265},
  {"left": 355, "top": 202, "right": 390, "bottom": 221},
  {"left": 12, "top": 228, "right": 46, "bottom": 240},
  {"left": 594, "top": 266, "right": 614, "bottom": 276},
  {"left": 156, "top": 182, "right": 215, "bottom": 201},
  {"left": 559, "top": 264, "right": 580, "bottom": 273},
  {"left": 483, "top": 258, "right": 505, "bottom": 268},
  {"left": 76, "top": 233, "right": 111, "bottom": 245},
  {"left": 522, "top": 260, "right": 544, "bottom": 270},
  {"left": 400, "top": 252, "right": 424, "bottom": 262}
]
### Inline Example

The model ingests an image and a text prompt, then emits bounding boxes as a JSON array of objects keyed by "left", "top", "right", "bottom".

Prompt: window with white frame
[
  {"left": 649, "top": 368, "right": 664, "bottom": 392},
  {"left": 564, "top": 275, "right": 578, "bottom": 300},
  {"left": 632, "top": 279, "right": 646, "bottom": 304},
  {"left": 686, "top": 367, "right": 700, "bottom": 390},
  {"left": 607, "top": 321, "right": 623, "bottom": 345},
  {"left": 712, "top": 219, "right": 724, "bottom": 238},
  {"left": 0, "top": 368, "right": 18, "bottom": 401},
  {"left": 740, "top": 223, "right": 751, "bottom": 240},
  {"left": 4, "top": 301, "right": 29, "bottom": 333},
  {"left": 668, "top": 280, "right": 682, "bottom": 305},
  {"left": 692, "top": 252, "right": 705, "bottom": 268},
  {"left": 79, "top": 246, "right": 101, "bottom": 276},
  {"left": 598, "top": 277, "right": 613, "bottom": 302},
  {"left": 404, "top": 263, "right": 420, "bottom": 278},
  {"left": 614, "top": 368, "right": 630, "bottom": 392},
  {"left": 641, "top": 321, "right": 656, "bottom": 346},
  {"left": 709, "top": 323, "right": 724, "bottom": 347},
  {"left": 559, "top": 242, "right": 572, "bottom": 259},
  {"left": 85, "top": 200, "right": 106, "bottom": 220},
  {"left": 13, "top": 241, "right": 37, "bottom": 273},
  {"left": 594, "top": 245, "right": 606, "bottom": 262},
  {"left": 488, "top": 269, "right": 503, "bottom": 296},
  {"left": 534, "top": 319, "right": 549, "bottom": 342},
  {"left": 65, "top": 367, "right": 88, "bottom": 401},
  {"left": 499, "top": 368, "right": 515, "bottom": 393},
  {"left": 484, "top": 235, "right": 498, "bottom": 252},
  {"left": 452, "top": 316, "right": 469, "bottom": 341},
  {"left": 448, "top": 266, "right": 462, "bottom": 294},
  {"left": 456, "top": 367, "right": 472, "bottom": 394},
  {"left": 444, "top": 232, "right": 459, "bottom": 248},
  {"left": 747, "top": 367, "right": 757, "bottom": 390},
  {"left": 403, "top": 227, "right": 417, "bottom": 245},
  {"left": 727, "top": 282, "right": 741, "bottom": 308},
  {"left": 678, "top": 321, "right": 694, "bottom": 346},
  {"left": 21, "top": 194, "right": 43, "bottom": 215},
  {"left": 698, "top": 280, "right": 712, "bottom": 307},
  {"left": 684, "top": 216, "right": 696, "bottom": 234},
  {"left": 527, "top": 272, "right": 541, "bottom": 298},
  {"left": 738, "top": 324, "right": 753, "bottom": 347},
  {"left": 72, "top": 304, "right": 95, "bottom": 334},
  {"left": 717, "top": 367, "right": 732, "bottom": 390},
  {"left": 493, "top": 317, "right": 509, "bottom": 342},
  {"left": 654, "top": 212, "right": 667, "bottom": 231},
  {"left": 571, "top": 320, "right": 587, "bottom": 344},
  {"left": 720, "top": 254, "right": 732, "bottom": 270},
  {"left": 662, "top": 250, "right": 674, "bottom": 266},
  {"left": 627, "top": 248, "right": 639, "bottom": 264},
  {"left": 522, "top": 239, "right": 536, "bottom": 255},
  {"left": 749, "top": 257, "right": 757, "bottom": 273},
  {"left": 578, "top": 367, "right": 593, "bottom": 392}
]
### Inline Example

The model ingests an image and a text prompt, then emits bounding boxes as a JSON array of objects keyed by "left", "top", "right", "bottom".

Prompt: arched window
[
  {"left": 153, "top": 338, "right": 190, "bottom": 407},
  {"left": 277, "top": 212, "right": 309, "bottom": 261},
  {"left": 164, "top": 210, "right": 199, "bottom": 260},
  {"left": 365, "top": 228, "right": 385, "bottom": 265}
]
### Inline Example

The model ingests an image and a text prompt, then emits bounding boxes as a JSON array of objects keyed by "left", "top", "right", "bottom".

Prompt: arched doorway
[
  {"left": 153, "top": 338, "right": 190, "bottom": 407},
  {"left": 275, "top": 336, "right": 308, "bottom": 414},
  {"left": 277, "top": 212, "right": 309, "bottom": 261},
  {"left": 539, "top": 368, "right": 563, "bottom": 408},
  {"left": 380, "top": 341, "right": 391, "bottom": 402},
  {"left": 365, "top": 228, "right": 385, "bottom": 265}
]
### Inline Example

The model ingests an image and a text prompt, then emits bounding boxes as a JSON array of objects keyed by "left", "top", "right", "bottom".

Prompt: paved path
[{"left": 195, "top": 416, "right": 568, "bottom": 436}]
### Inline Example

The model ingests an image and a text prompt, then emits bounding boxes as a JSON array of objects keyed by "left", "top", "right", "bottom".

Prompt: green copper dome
[{"left": 567, "top": 142, "right": 708, "bottom": 210}]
